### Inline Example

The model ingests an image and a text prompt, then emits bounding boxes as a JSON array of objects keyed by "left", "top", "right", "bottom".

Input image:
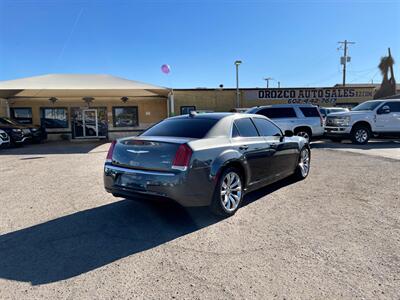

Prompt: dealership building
[{"left": 0, "top": 74, "right": 397, "bottom": 140}]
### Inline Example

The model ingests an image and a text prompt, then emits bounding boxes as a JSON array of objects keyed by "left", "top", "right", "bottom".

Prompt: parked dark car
[
  {"left": 0, "top": 117, "right": 47, "bottom": 143},
  {"left": 0, "top": 118, "right": 32, "bottom": 146},
  {"left": 104, "top": 113, "right": 310, "bottom": 216}
]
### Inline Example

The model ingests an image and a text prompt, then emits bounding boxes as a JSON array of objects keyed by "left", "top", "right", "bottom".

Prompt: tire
[
  {"left": 351, "top": 125, "right": 370, "bottom": 145},
  {"left": 210, "top": 167, "right": 244, "bottom": 217},
  {"left": 295, "top": 128, "right": 312, "bottom": 143},
  {"left": 329, "top": 137, "right": 342, "bottom": 143},
  {"left": 87, "top": 128, "right": 96, "bottom": 136},
  {"left": 294, "top": 147, "right": 311, "bottom": 180}
]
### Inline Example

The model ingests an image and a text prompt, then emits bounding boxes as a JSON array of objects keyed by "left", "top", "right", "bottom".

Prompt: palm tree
[{"left": 374, "top": 48, "right": 396, "bottom": 99}]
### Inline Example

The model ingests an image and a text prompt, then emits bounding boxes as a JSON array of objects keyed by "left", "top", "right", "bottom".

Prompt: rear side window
[
  {"left": 232, "top": 124, "right": 240, "bottom": 137},
  {"left": 252, "top": 118, "right": 282, "bottom": 137},
  {"left": 141, "top": 118, "right": 218, "bottom": 138},
  {"left": 299, "top": 107, "right": 320, "bottom": 117},
  {"left": 257, "top": 107, "right": 297, "bottom": 118},
  {"left": 234, "top": 118, "right": 259, "bottom": 137}
]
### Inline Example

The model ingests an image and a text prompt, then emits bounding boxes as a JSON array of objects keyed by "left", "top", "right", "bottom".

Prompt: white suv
[
  {"left": 246, "top": 104, "right": 324, "bottom": 142},
  {"left": 325, "top": 99, "right": 400, "bottom": 144},
  {"left": 0, "top": 129, "right": 10, "bottom": 148}
]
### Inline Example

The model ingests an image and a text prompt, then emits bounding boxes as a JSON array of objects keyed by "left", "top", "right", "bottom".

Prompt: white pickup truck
[{"left": 325, "top": 99, "right": 400, "bottom": 144}]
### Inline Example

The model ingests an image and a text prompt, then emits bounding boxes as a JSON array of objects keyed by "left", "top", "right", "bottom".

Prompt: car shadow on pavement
[
  {"left": 0, "top": 177, "right": 296, "bottom": 286},
  {"left": 0, "top": 141, "right": 108, "bottom": 155},
  {"left": 0, "top": 199, "right": 220, "bottom": 285},
  {"left": 242, "top": 176, "right": 298, "bottom": 207},
  {"left": 311, "top": 139, "right": 400, "bottom": 150}
]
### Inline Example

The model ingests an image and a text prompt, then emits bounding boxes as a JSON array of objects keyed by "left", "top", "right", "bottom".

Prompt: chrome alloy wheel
[
  {"left": 355, "top": 128, "right": 368, "bottom": 143},
  {"left": 299, "top": 148, "right": 310, "bottom": 177},
  {"left": 220, "top": 172, "right": 242, "bottom": 212},
  {"left": 297, "top": 131, "right": 310, "bottom": 143}
]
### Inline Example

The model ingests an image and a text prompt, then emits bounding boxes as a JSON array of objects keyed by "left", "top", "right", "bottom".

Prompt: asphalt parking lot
[{"left": 0, "top": 140, "right": 399, "bottom": 299}]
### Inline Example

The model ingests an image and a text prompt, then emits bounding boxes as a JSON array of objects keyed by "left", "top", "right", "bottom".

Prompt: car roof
[
  {"left": 322, "top": 107, "right": 348, "bottom": 109},
  {"left": 364, "top": 99, "right": 400, "bottom": 103},
  {"left": 170, "top": 112, "right": 233, "bottom": 120},
  {"left": 250, "top": 104, "right": 317, "bottom": 109},
  {"left": 169, "top": 112, "right": 266, "bottom": 121}
]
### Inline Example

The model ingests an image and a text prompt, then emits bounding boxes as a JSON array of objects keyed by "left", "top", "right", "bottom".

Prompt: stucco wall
[{"left": 173, "top": 89, "right": 237, "bottom": 114}]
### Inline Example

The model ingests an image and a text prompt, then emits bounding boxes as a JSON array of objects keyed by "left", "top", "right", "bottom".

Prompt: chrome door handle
[{"left": 239, "top": 145, "right": 249, "bottom": 150}]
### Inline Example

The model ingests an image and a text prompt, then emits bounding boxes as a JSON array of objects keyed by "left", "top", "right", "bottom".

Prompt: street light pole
[
  {"left": 263, "top": 77, "right": 273, "bottom": 88},
  {"left": 234, "top": 60, "right": 242, "bottom": 108}
]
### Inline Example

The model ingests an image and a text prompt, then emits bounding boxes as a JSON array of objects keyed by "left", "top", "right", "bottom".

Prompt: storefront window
[
  {"left": 113, "top": 107, "right": 138, "bottom": 127},
  {"left": 180, "top": 106, "right": 196, "bottom": 115},
  {"left": 41, "top": 108, "right": 68, "bottom": 128},
  {"left": 10, "top": 108, "right": 32, "bottom": 124}
]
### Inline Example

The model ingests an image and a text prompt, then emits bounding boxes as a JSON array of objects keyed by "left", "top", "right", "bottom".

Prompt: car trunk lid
[{"left": 111, "top": 136, "right": 192, "bottom": 172}]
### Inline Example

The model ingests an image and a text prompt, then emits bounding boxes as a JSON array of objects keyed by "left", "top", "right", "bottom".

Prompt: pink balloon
[{"left": 161, "top": 64, "right": 171, "bottom": 74}]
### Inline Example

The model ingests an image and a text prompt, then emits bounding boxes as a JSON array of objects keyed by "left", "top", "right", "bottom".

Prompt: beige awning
[{"left": 0, "top": 74, "right": 169, "bottom": 98}]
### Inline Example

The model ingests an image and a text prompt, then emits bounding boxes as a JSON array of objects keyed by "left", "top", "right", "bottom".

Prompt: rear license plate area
[{"left": 117, "top": 174, "right": 146, "bottom": 190}]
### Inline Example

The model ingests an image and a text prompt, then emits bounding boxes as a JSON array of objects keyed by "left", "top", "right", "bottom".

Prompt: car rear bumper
[
  {"left": 104, "top": 164, "right": 215, "bottom": 207},
  {"left": 17, "top": 136, "right": 32, "bottom": 143},
  {"left": 0, "top": 139, "right": 10, "bottom": 147},
  {"left": 312, "top": 126, "right": 325, "bottom": 137}
]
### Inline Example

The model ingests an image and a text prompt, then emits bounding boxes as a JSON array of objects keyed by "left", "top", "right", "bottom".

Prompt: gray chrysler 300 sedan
[{"left": 104, "top": 112, "right": 310, "bottom": 216}]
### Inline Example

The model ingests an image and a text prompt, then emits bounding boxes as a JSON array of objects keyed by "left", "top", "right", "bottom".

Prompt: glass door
[
  {"left": 82, "top": 109, "right": 98, "bottom": 137},
  {"left": 72, "top": 107, "right": 108, "bottom": 139}
]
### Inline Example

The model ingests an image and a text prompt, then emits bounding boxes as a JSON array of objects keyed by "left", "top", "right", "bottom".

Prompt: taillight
[
  {"left": 106, "top": 140, "right": 116, "bottom": 163},
  {"left": 172, "top": 144, "right": 192, "bottom": 171},
  {"left": 318, "top": 111, "right": 324, "bottom": 126}
]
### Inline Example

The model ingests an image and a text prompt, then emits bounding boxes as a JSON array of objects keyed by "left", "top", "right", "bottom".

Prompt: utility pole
[
  {"left": 234, "top": 60, "right": 242, "bottom": 108},
  {"left": 263, "top": 77, "right": 273, "bottom": 88},
  {"left": 278, "top": 81, "right": 281, "bottom": 88},
  {"left": 338, "top": 40, "right": 355, "bottom": 86}
]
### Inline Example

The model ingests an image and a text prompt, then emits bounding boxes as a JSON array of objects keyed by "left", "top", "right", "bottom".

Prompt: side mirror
[
  {"left": 378, "top": 105, "right": 391, "bottom": 114},
  {"left": 284, "top": 130, "right": 294, "bottom": 137}
]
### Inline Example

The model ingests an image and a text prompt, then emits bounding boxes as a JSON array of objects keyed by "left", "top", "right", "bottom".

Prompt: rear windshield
[
  {"left": 299, "top": 107, "right": 320, "bottom": 117},
  {"left": 329, "top": 108, "right": 347, "bottom": 114},
  {"left": 257, "top": 107, "right": 297, "bottom": 118},
  {"left": 141, "top": 118, "right": 219, "bottom": 138}
]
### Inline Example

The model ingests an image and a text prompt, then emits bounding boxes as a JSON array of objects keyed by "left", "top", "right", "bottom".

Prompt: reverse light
[
  {"left": 172, "top": 144, "right": 192, "bottom": 171},
  {"left": 106, "top": 140, "right": 116, "bottom": 163}
]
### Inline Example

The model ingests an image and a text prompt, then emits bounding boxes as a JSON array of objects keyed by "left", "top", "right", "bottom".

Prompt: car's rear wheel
[
  {"left": 294, "top": 147, "right": 311, "bottom": 180},
  {"left": 210, "top": 167, "right": 243, "bottom": 217},
  {"left": 351, "top": 125, "right": 370, "bottom": 144}
]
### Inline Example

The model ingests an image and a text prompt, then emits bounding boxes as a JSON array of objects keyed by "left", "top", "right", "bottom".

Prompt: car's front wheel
[
  {"left": 351, "top": 125, "right": 370, "bottom": 144},
  {"left": 294, "top": 147, "right": 311, "bottom": 180},
  {"left": 210, "top": 167, "right": 244, "bottom": 217}
]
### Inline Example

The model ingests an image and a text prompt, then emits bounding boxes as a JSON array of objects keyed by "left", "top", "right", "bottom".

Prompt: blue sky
[{"left": 0, "top": 0, "right": 399, "bottom": 88}]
